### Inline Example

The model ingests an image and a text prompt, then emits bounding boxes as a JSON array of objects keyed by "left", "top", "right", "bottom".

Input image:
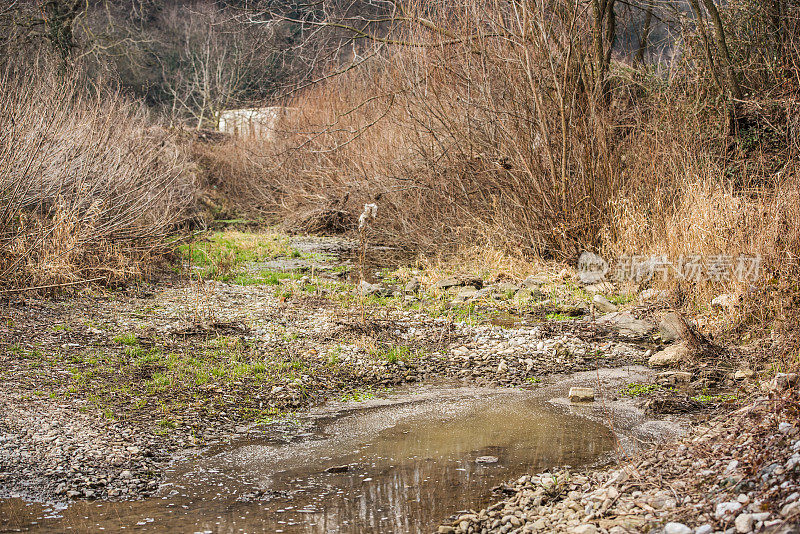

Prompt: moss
[{"left": 621, "top": 382, "right": 673, "bottom": 397}]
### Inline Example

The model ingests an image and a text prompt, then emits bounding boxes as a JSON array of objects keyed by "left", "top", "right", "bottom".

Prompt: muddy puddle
[{"left": 1, "top": 385, "right": 615, "bottom": 533}]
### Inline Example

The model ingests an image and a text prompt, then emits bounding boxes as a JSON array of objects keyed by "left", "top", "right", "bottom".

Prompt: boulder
[
  {"left": 451, "top": 286, "right": 479, "bottom": 303},
  {"left": 568, "top": 387, "right": 595, "bottom": 402},
  {"left": 658, "top": 312, "right": 685, "bottom": 343},
  {"left": 592, "top": 294, "right": 618, "bottom": 313},
  {"left": 404, "top": 277, "right": 420, "bottom": 293},
  {"left": 358, "top": 280, "right": 390, "bottom": 296},
  {"left": 648, "top": 342, "right": 691, "bottom": 367},
  {"left": 599, "top": 312, "right": 656, "bottom": 337}
]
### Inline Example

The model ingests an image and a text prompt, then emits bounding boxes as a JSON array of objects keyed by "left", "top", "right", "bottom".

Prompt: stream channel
[{"left": 1, "top": 383, "right": 616, "bottom": 533}]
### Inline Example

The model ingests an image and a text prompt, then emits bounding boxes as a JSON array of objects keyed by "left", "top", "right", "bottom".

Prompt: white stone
[
  {"left": 648, "top": 342, "right": 691, "bottom": 367},
  {"left": 568, "top": 387, "right": 595, "bottom": 402},
  {"left": 734, "top": 513, "right": 754, "bottom": 533},
  {"left": 664, "top": 523, "right": 693, "bottom": 534},
  {"left": 695, "top": 525, "right": 713, "bottom": 534},
  {"left": 716, "top": 501, "right": 743, "bottom": 519}
]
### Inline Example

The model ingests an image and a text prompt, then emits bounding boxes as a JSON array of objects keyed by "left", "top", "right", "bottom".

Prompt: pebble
[
  {"left": 734, "top": 513, "right": 754, "bottom": 533},
  {"left": 716, "top": 501, "right": 743, "bottom": 519},
  {"left": 664, "top": 523, "right": 693, "bottom": 534}
]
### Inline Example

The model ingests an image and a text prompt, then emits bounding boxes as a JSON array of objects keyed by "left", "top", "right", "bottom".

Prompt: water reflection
[{"left": 1, "top": 386, "right": 614, "bottom": 533}]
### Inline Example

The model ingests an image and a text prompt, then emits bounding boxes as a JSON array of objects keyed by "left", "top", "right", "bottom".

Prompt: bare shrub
[
  {"left": 0, "top": 60, "right": 197, "bottom": 291},
  {"left": 191, "top": 0, "right": 799, "bottom": 332}
]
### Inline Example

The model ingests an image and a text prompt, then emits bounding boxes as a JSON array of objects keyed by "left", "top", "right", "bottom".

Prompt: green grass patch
[
  {"left": 179, "top": 230, "right": 299, "bottom": 281},
  {"left": 608, "top": 293, "right": 635, "bottom": 306},
  {"left": 340, "top": 387, "right": 376, "bottom": 402},
  {"left": 692, "top": 393, "right": 738, "bottom": 403},
  {"left": 113, "top": 332, "right": 139, "bottom": 346},
  {"left": 621, "top": 382, "right": 671, "bottom": 397}
]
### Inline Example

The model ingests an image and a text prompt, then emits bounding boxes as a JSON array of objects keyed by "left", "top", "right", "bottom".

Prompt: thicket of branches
[
  {"left": 0, "top": 58, "right": 197, "bottom": 290},
  {"left": 191, "top": 0, "right": 799, "bottom": 333}
]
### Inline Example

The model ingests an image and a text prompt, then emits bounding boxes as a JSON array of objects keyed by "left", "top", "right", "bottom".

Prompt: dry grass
[
  {"left": 186, "top": 2, "right": 799, "bottom": 342},
  {"left": 0, "top": 60, "right": 197, "bottom": 291}
]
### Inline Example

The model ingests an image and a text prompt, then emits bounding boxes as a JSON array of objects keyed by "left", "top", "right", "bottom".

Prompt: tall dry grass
[{"left": 0, "top": 61, "right": 197, "bottom": 291}]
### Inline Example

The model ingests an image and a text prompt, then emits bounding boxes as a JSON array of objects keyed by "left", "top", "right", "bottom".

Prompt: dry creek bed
[{"left": 0, "top": 261, "right": 797, "bottom": 534}]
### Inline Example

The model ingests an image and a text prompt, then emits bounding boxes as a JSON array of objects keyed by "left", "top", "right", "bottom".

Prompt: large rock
[
  {"left": 358, "top": 280, "right": 390, "bottom": 296},
  {"left": 568, "top": 387, "right": 595, "bottom": 402},
  {"left": 592, "top": 295, "right": 618, "bottom": 313},
  {"left": 598, "top": 312, "right": 656, "bottom": 337},
  {"left": 648, "top": 342, "right": 691, "bottom": 367},
  {"left": 658, "top": 312, "right": 685, "bottom": 343},
  {"left": 404, "top": 277, "right": 420, "bottom": 293},
  {"left": 522, "top": 275, "right": 546, "bottom": 288},
  {"left": 451, "top": 286, "right": 479, "bottom": 303}
]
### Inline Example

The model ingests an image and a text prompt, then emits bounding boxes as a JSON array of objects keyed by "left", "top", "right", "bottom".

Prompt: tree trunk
[
  {"left": 687, "top": 0, "right": 724, "bottom": 95},
  {"left": 699, "top": 0, "right": 742, "bottom": 99},
  {"left": 591, "top": 0, "right": 616, "bottom": 98},
  {"left": 635, "top": 4, "right": 653, "bottom": 64}
]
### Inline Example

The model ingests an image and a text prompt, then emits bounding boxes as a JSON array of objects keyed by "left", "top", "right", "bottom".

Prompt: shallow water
[{"left": 1, "top": 385, "right": 615, "bottom": 533}]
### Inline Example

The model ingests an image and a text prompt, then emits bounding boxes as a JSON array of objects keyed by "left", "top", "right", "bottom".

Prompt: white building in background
[{"left": 218, "top": 107, "right": 299, "bottom": 140}]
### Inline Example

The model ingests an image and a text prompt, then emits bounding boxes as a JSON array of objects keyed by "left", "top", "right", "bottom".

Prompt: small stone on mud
[
  {"left": 569, "top": 387, "right": 595, "bottom": 402},
  {"left": 476, "top": 456, "right": 499, "bottom": 464},
  {"left": 325, "top": 465, "right": 350, "bottom": 473},
  {"left": 734, "top": 369, "right": 755, "bottom": 380},
  {"left": 592, "top": 295, "right": 617, "bottom": 313},
  {"left": 664, "top": 522, "right": 692, "bottom": 534}
]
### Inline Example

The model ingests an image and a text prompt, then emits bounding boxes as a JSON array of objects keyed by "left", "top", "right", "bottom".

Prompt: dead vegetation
[
  {"left": 188, "top": 1, "right": 800, "bottom": 345},
  {"left": 0, "top": 59, "right": 197, "bottom": 291}
]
